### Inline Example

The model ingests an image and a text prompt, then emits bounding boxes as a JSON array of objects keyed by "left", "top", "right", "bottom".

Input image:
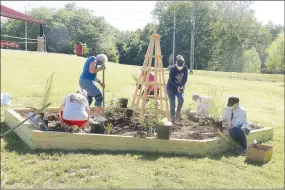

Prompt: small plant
[
  {"left": 141, "top": 100, "right": 163, "bottom": 134},
  {"left": 39, "top": 72, "right": 55, "bottom": 113},
  {"left": 104, "top": 96, "right": 120, "bottom": 118},
  {"left": 106, "top": 123, "right": 113, "bottom": 134},
  {"left": 207, "top": 86, "right": 225, "bottom": 121}
]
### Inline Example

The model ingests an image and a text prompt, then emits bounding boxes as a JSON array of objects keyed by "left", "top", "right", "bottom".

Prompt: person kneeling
[
  {"left": 59, "top": 89, "right": 90, "bottom": 130},
  {"left": 222, "top": 96, "right": 251, "bottom": 156},
  {"left": 190, "top": 94, "right": 213, "bottom": 118}
]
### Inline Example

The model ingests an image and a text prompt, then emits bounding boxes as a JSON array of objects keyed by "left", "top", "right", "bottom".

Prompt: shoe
[
  {"left": 93, "top": 115, "right": 107, "bottom": 122},
  {"left": 237, "top": 148, "right": 246, "bottom": 156}
]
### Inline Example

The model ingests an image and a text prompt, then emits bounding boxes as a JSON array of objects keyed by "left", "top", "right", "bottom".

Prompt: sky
[{"left": 1, "top": 1, "right": 284, "bottom": 31}]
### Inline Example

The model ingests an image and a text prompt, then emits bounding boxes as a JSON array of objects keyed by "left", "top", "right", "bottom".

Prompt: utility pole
[
  {"left": 172, "top": 11, "right": 176, "bottom": 66},
  {"left": 24, "top": 4, "right": 31, "bottom": 51},
  {"left": 25, "top": 5, "right": 27, "bottom": 51},
  {"left": 190, "top": 9, "right": 195, "bottom": 74}
]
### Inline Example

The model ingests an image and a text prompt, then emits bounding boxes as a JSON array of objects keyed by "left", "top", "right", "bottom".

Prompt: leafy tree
[
  {"left": 242, "top": 48, "right": 261, "bottom": 73},
  {"left": 265, "top": 32, "right": 284, "bottom": 73}
]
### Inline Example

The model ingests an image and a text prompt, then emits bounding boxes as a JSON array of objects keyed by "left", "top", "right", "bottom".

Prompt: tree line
[{"left": 1, "top": 1, "right": 284, "bottom": 73}]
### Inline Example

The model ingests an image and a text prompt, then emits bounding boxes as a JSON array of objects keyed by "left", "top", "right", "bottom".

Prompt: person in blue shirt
[
  {"left": 166, "top": 55, "right": 188, "bottom": 123},
  {"left": 79, "top": 54, "right": 107, "bottom": 122}
]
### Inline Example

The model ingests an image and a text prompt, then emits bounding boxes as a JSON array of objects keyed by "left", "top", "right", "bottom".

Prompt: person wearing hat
[
  {"left": 79, "top": 54, "right": 108, "bottom": 122},
  {"left": 190, "top": 94, "right": 214, "bottom": 118},
  {"left": 222, "top": 96, "right": 251, "bottom": 155},
  {"left": 166, "top": 55, "right": 188, "bottom": 123},
  {"left": 59, "top": 88, "right": 90, "bottom": 129}
]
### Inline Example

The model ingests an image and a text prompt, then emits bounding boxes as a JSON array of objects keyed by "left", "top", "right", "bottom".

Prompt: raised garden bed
[{"left": 4, "top": 107, "right": 274, "bottom": 156}]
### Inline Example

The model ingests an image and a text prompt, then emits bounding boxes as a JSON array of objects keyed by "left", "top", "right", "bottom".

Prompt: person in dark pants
[
  {"left": 79, "top": 54, "right": 107, "bottom": 122},
  {"left": 222, "top": 96, "right": 251, "bottom": 155},
  {"left": 166, "top": 55, "right": 188, "bottom": 123}
]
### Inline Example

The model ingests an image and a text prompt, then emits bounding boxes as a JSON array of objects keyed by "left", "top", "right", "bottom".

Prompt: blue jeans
[
  {"left": 228, "top": 127, "right": 247, "bottom": 150},
  {"left": 167, "top": 87, "right": 184, "bottom": 121},
  {"left": 79, "top": 78, "right": 103, "bottom": 107}
]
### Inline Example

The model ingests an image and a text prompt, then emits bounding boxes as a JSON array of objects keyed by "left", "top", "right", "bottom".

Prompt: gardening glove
[
  {"left": 100, "top": 63, "right": 106, "bottom": 70},
  {"left": 177, "top": 87, "right": 182, "bottom": 93},
  {"left": 99, "top": 82, "right": 105, "bottom": 88},
  {"left": 241, "top": 125, "right": 251, "bottom": 135},
  {"left": 177, "top": 86, "right": 184, "bottom": 93}
]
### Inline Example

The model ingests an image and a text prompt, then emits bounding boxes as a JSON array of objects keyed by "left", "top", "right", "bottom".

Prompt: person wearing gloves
[
  {"left": 59, "top": 88, "right": 90, "bottom": 129},
  {"left": 190, "top": 94, "right": 214, "bottom": 118},
  {"left": 222, "top": 96, "right": 251, "bottom": 155},
  {"left": 166, "top": 55, "right": 188, "bottom": 123},
  {"left": 79, "top": 54, "right": 107, "bottom": 122}
]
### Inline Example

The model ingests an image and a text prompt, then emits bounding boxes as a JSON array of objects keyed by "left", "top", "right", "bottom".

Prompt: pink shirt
[{"left": 142, "top": 72, "right": 160, "bottom": 93}]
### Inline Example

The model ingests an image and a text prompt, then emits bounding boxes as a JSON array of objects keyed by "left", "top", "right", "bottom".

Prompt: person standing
[
  {"left": 79, "top": 54, "right": 107, "bottom": 122},
  {"left": 166, "top": 55, "right": 188, "bottom": 123}
]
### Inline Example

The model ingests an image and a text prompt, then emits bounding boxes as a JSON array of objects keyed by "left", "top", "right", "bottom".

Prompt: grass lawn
[{"left": 1, "top": 50, "right": 284, "bottom": 189}]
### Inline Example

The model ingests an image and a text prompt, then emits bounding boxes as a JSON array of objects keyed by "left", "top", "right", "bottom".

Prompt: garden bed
[
  {"left": 16, "top": 108, "right": 262, "bottom": 140},
  {"left": 4, "top": 107, "right": 273, "bottom": 155}
]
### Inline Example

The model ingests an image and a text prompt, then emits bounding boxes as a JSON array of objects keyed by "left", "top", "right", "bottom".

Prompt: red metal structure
[
  {"left": 1, "top": 5, "right": 45, "bottom": 25},
  {"left": 1, "top": 5, "right": 46, "bottom": 50}
]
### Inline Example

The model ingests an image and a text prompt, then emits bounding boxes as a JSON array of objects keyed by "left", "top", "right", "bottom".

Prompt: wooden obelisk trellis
[{"left": 131, "top": 29, "right": 170, "bottom": 120}]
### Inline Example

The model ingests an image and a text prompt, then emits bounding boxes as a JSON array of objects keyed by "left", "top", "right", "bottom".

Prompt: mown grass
[{"left": 1, "top": 50, "right": 284, "bottom": 188}]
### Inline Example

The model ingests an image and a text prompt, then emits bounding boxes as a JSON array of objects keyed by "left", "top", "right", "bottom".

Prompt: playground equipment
[
  {"left": 0, "top": 5, "right": 46, "bottom": 52},
  {"left": 131, "top": 28, "right": 170, "bottom": 120}
]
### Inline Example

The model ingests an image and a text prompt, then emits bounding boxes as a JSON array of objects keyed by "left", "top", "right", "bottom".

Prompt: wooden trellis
[{"left": 131, "top": 29, "right": 170, "bottom": 120}]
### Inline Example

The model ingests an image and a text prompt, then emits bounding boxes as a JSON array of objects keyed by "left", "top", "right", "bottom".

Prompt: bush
[{"left": 265, "top": 32, "right": 284, "bottom": 73}]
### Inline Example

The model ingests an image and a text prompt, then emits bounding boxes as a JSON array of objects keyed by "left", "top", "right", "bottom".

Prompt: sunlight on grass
[{"left": 1, "top": 50, "right": 284, "bottom": 188}]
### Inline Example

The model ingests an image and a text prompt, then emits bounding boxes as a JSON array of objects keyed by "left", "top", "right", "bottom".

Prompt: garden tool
[
  {"left": 0, "top": 103, "right": 51, "bottom": 139},
  {"left": 102, "top": 68, "right": 105, "bottom": 116},
  {"left": 217, "top": 129, "right": 240, "bottom": 152}
]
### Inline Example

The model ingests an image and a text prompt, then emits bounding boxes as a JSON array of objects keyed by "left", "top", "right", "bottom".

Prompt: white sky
[{"left": 1, "top": 1, "right": 284, "bottom": 31}]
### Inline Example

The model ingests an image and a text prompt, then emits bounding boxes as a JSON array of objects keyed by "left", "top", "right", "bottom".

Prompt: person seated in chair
[
  {"left": 222, "top": 96, "right": 251, "bottom": 156},
  {"left": 59, "top": 89, "right": 90, "bottom": 129}
]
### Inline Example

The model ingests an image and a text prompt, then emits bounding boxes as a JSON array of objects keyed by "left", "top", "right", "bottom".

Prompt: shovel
[
  {"left": 0, "top": 103, "right": 51, "bottom": 139},
  {"left": 217, "top": 129, "right": 240, "bottom": 152}
]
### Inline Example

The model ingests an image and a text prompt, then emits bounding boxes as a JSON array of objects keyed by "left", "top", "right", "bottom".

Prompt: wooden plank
[
  {"left": 4, "top": 108, "right": 33, "bottom": 147},
  {"left": 30, "top": 127, "right": 273, "bottom": 154}
]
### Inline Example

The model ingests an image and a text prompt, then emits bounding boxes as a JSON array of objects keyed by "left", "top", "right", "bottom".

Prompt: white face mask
[
  {"left": 195, "top": 100, "right": 200, "bottom": 106},
  {"left": 229, "top": 103, "right": 238, "bottom": 110},
  {"left": 176, "top": 64, "right": 183, "bottom": 71}
]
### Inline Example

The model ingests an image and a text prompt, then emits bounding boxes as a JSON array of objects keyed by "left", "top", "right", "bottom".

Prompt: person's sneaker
[
  {"left": 237, "top": 148, "right": 246, "bottom": 156},
  {"left": 93, "top": 115, "right": 107, "bottom": 122}
]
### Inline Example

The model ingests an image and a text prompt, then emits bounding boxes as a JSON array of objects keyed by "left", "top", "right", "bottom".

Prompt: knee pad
[{"left": 94, "top": 94, "right": 103, "bottom": 106}]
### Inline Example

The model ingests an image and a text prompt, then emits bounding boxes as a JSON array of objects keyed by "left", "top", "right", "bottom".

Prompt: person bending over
[
  {"left": 59, "top": 89, "right": 90, "bottom": 129},
  {"left": 79, "top": 54, "right": 107, "bottom": 122}
]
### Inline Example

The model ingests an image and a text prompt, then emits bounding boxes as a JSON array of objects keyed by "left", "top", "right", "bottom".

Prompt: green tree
[
  {"left": 242, "top": 48, "right": 261, "bottom": 73},
  {"left": 265, "top": 32, "right": 284, "bottom": 73}
]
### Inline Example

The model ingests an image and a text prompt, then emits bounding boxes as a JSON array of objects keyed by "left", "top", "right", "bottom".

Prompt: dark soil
[{"left": 17, "top": 110, "right": 263, "bottom": 140}]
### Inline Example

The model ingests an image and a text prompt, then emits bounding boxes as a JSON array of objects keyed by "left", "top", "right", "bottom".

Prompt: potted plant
[
  {"left": 155, "top": 118, "right": 172, "bottom": 140},
  {"left": 141, "top": 100, "right": 172, "bottom": 139}
]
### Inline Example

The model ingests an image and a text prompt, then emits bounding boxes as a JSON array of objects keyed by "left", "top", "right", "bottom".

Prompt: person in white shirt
[
  {"left": 59, "top": 89, "right": 90, "bottom": 129},
  {"left": 190, "top": 94, "right": 214, "bottom": 118},
  {"left": 222, "top": 96, "right": 251, "bottom": 155}
]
